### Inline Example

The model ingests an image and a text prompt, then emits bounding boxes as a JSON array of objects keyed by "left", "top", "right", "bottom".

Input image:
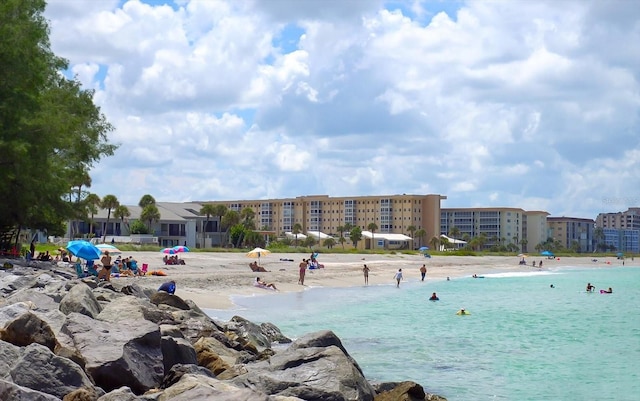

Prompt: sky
[{"left": 44, "top": 0, "right": 640, "bottom": 219}]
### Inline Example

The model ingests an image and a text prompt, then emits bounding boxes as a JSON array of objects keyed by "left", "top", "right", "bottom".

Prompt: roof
[
  {"left": 285, "top": 232, "right": 307, "bottom": 240},
  {"left": 440, "top": 234, "right": 467, "bottom": 244},
  {"left": 361, "top": 231, "right": 412, "bottom": 241},
  {"left": 306, "top": 231, "right": 332, "bottom": 239}
]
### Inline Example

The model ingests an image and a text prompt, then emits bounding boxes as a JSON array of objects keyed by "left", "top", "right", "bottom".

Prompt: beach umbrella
[
  {"left": 96, "top": 244, "right": 122, "bottom": 254},
  {"left": 162, "top": 247, "right": 177, "bottom": 255},
  {"left": 517, "top": 253, "right": 527, "bottom": 258},
  {"left": 418, "top": 246, "right": 429, "bottom": 252},
  {"left": 541, "top": 250, "right": 554, "bottom": 257},
  {"left": 246, "top": 247, "right": 271, "bottom": 265},
  {"left": 172, "top": 245, "right": 189, "bottom": 253},
  {"left": 66, "top": 240, "right": 102, "bottom": 260}
]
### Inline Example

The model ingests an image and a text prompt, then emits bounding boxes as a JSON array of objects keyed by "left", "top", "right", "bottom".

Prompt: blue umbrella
[
  {"left": 418, "top": 246, "right": 430, "bottom": 252},
  {"left": 162, "top": 248, "right": 177, "bottom": 254},
  {"left": 172, "top": 245, "right": 189, "bottom": 253},
  {"left": 66, "top": 240, "right": 102, "bottom": 260},
  {"left": 541, "top": 250, "right": 554, "bottom": 257}
]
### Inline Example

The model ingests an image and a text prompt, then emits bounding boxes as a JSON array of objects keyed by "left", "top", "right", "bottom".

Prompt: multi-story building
[
  {"left": 596, "top": 208, "right": 640, "bottom": 230},
  {"left": 602, "top": 228, "right": 640, "bottom": 253},
  {"left": 202, "top": 194, "right": 446, "bottom": 249},
  {"left": 441, "top": 207, "right": 549, "bottom": 252},
  {"left": 547, "top": 217, "right": 595, "bottom": 253}
]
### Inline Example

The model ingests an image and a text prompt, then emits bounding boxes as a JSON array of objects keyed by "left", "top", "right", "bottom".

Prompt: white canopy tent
[
  {"left": 306, "top": 231, "right": 332, "bottom": 239},
  {"left": 440, "top": 234, "right": 467, "bottom": 250},
  {"left": 285, "top": 232, "right": 307, "bottom": 240}
]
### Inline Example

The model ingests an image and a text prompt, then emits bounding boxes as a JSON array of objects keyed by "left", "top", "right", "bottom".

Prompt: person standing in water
[
  {"left": 394, "top": 268, "right": 403, "bottom": 288},
  {"left": 363, "top": 264, "right": 370, "bottom": 285}
]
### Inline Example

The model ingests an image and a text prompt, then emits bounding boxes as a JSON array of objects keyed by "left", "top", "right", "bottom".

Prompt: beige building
[
  {"left": 441, "top": 207, "right": 549, "bottom": 252},
  {"left": 204, "top": 194, "right": 446, "bottom": 249},
  {"left": 547, "top": 216, "right": 595, "bottom": 252}
]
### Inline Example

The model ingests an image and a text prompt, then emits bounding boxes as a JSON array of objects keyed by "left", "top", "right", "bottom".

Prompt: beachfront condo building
[
  {"left": 440, "top": 207, "right": 549, "bottom": 252},
  {"left": 546, "top": 217, "right": 595, "bottom": 253},
  {"left": 596, "top": 208, "right": 640, "bottom": 230},
  {"left": 201, "top": 193, "right": 446, "bottom": 249},
  {"left": 595, "top": 208, "right": 640, "bottom": 253},
  {"left": 601, "top": 228, "right": 640, "bottom": 253},
  {"left": 71, "top": 194, "right": 446, "bottom": 250}
]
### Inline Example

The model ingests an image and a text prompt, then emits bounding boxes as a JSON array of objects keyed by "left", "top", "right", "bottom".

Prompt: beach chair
[
  {"left": 141, "top": 263, "right": 149, "bottom": 275},
  {"left": 74, "top": 262, "right": 88, "bottom": 278}
]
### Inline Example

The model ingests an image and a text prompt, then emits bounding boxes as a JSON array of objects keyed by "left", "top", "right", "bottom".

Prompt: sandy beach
[{"left": 108, "top": 251, "right": 625, "bottom": 310}]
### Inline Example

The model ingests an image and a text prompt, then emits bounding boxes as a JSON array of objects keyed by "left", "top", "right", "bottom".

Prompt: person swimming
[
  {"left": 429, "top": 292, "right": 439, "bottom": 301},
  {"left": 586, "top": 283, "right": 595, "bottom": 292}
]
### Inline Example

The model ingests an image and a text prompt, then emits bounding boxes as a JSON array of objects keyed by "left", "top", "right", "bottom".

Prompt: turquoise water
[{"left": 206, "top": 266, "right": 640, "bottom": 400}]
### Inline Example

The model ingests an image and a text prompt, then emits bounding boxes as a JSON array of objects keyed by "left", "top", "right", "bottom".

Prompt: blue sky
[{"left": 44, "top": 0, "right": 640, "bottom": 219}]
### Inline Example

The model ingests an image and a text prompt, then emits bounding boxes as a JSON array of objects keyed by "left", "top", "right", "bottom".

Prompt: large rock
[
  {"left": 97, "top": 296, "right": 174, "bottom": 325},
  {"left": 59, "top": 283, "right": 103, "bottom": 318},
  {"left": 373, "top": 381, "right": 448, "bottom": 401},
  {"left": 161, "top": 335, "right": 198, "bottom": 374},
  {"left": 0, "top": 340, "right": 22, "bottom": 378},
  {"left": 59, "top": 312, "right": 163, "bottom": 395},
  {"left": 233, "top": 330, "right": 376, "bottom": 401},
  {"left": 10, "top": 343, "right": 101, "bottom": 399},
  {"left": 5, "top": 287, "right": 61, "bottom": 312},
  {"left": 150, "top": 291, "right": 190, "bottom": 310},
  {"left": 159, "top": 373, "right": 270, "bottom": 401},
  {"left": 0, "top": 378, "right": 62, "bottom": 401},
  {"left": 0, "top": 309, "right": 58, "bottom": 350},
  {"left": 95, "top": 386, "right": 139, "bottom": 400}
]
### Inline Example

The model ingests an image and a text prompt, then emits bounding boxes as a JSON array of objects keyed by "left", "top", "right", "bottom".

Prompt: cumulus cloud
[{"left": 43, "top": 0, "right": 640, "bottom": 218}]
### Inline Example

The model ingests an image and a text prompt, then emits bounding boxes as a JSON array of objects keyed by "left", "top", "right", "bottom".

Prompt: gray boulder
[
  {"left": 97, "top": 296, "right": 174, "bottom": 325},
  {"left": 150, "top": 291, "right": 190, "bottom": 310},
  {"left": 161, "top": 335, "right": 198, "bottom": 374},
  {"left": 59, "top": 283, "right": 103, "bottom": 318},
  {"left": 233, "top": 330, "right": 376, "bottom": 401},
  {"left": 0, "top": 340, "right": 22, "bottom": 379},
  {"left": 159, "top": 373, "right": 270, "bottom": 401},
  {"left": 59, "top": 312, "right": 163, "bottom": 395},
  {"left": 96, "top": 386, "right": 140, "bottom": 401},
  {"left": 0, "top": 378, "right": 62, "bottom": 401},
  {"left": 10, "top": 343, "right": 101, "bottom": 399}
]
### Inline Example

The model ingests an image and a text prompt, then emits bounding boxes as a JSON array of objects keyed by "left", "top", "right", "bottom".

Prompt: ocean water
[{"left": 206, "top": 266, "right": 640, "bottom": 401}]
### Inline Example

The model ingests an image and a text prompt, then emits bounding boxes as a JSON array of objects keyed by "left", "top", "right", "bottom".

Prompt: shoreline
[{"left": 103, "top": 251, "right": 627, "bottom": 310}]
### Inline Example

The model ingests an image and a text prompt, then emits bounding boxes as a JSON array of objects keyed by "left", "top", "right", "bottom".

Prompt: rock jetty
[{"left": 0, "top": 258, "right": 446, "bottom": 400}]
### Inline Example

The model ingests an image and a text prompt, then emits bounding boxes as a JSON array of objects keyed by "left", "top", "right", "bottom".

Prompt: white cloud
[{"left": 43, "top": 0, "right": 640, "bottom": 219}]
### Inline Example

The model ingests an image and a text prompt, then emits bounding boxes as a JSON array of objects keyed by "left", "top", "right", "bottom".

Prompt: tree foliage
[
  {"left": 349, "top": 226, "right": 362, "bottom": 248},
  {"left": 0, "top": 0, "right": 116, "bottom": 244}
]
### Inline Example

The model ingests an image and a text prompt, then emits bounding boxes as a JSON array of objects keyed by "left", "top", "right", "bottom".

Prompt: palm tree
[
  {"left": 429, "top": 236, "right": 440, "bottom": 252},
  {"left": 520, "top": 238, "right": 528, "bottom": 253},
  {"left": 323, "top": 237, "right": 336, "bottom": 249},
  {"left": 407, "top": 225, "right": 416, "bottom": 249},
  {"left": 292, "top": 223, "right": 303, "bottom": 247},
  {"left": 221, "top": 210, "right": 240, "bottom": 246},
  {"left": 367, "top": 222, "right": 378, "bottom": 250},
  {"left": 140, "top": 204, "right": 161, "bottom": 233},
  {"left": 113, "top": 205, "right": 130, "bottom": 236},
  {"left": 240, "top": 207, "right": 256, "bottom": 229},
  {"left": 84, "top": 193, "right": 101, "bottom": 238},
  {"left": 101, "top": 194, "right": 120, "bottom": 243},
  {"left": 138, "top": 194, "right": 156, "bottom": 208},
  {"left": 337, "top": 225, "right": 346, "bottom": 249},
  {"left": 200, "top": 204, "right": 217, "bottom": 248},
  {"left": 414, "top": 229, "right": 426, "bottom": 248},
  {"left": 449, "top": 226, "right": 460, "bottom": 239},
  {"left": 212, "top": 204, "right": 228, "bottom": 233}
]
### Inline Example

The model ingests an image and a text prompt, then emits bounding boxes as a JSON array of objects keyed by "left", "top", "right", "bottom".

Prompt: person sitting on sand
[
  {"left": 250, "top": 261, "right": 268, "bottom": 272},
  {"left": 255, "top": 277, "right": 277, "bottom": 290},
  {"left": 429, "top": 292, "right": 439, "bottom": 301}
]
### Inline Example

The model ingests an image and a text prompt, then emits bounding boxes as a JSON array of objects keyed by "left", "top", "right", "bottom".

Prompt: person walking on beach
[
  {"left": 394, "top": 268, "right": 403, "bottom": 288},
  {"left": 363, "top": 264, "right": 370, "bottom": 285},
  {"left": 420, "top": 264, "right": 427, "bottom": 281},
  {"left": 298, "top": 259, "right": 307, "bottom": 285}
]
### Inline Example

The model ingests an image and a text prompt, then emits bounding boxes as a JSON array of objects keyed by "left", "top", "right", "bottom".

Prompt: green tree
[
  {"left": 138, "top": 194, "right": 156, "bottom": 208},
  {"left": 84, "top": 193, "right": 101, "bottom": 237},
  {"left": 240, "top": 207, "right": 256, "bottom": 229},
  {"left": 243, "top": 230, "right": 264, "bottom": 248},
  {"left": 302, "top": 236, "right": 317, "bottom": 249},
  {"left": 449, "top": 226, "right": 460, "bottom": 239},
  {"left": 113, "top": 205, "right": 130, "bottom": 236},
  {"left": 323, "top": 237, "right": 336, "bottom": 249},
  {"left": 349, "top": 226, "right": 363, "bottom": 249},
  {"left": 129, "top": 220, "right": 148, "bottom": 234},
  {"left": 367, "top": 222, "right": 378, "bottom": 250},
  {"left": 429, "top": 236, "right": 440, "bottom": 251},
  {"left": 292, "top": 223, "right": 303, "bottom": 247},
  {"left": 229, "top": 223, "right": 246, "bottom": 248},
  {"left": 140, "top": 204, "right": 160, "bottom": 233},
  {"left": 0, "top": 0, "right": 116, "bottom": 246},
  {"left": 200, "top": 203, "right": 216, "bottom": 248},
  {"left": 336, "top": 225, "right": 346, "bottom": 249},
  {"left": 407, "top": 225, "right": 417, "bottom": 249},
  {"left": 414, "top": 229, "right": 426, "bottom": 248},
  {"left": 221, "top": 210, "right": 240, "bottom": 246},
  {"left": 213, "top": 204, "right": 228, "bottom": 233},
  {"left": 101, "top": 195, "right": 119, "bottom": 242}
]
